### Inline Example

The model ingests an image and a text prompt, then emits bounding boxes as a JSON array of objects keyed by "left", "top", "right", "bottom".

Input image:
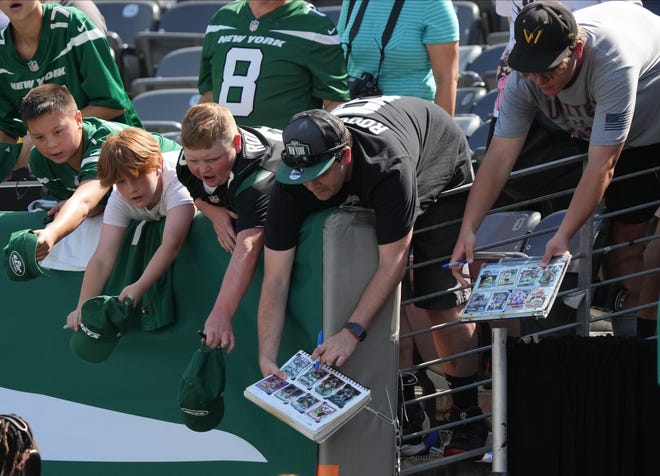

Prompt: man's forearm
[
  {"left": 461, "top": 139, "right": 521, "bottom": 234},
  {"left": 257, "top": 285, "right": 287, "bottom": 365},
  {"left": 346, "top": 234, "right": 411, "bottom": 329}
]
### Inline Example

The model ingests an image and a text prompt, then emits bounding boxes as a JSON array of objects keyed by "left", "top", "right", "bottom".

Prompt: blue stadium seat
[
  {"left": 132, "top": 88, "right": 201, "bottom": 133},
  {"left": 96, "top": 1, "right": 160, "bottom": 47},
  {"left": 459, "top": 44, "right": 483, "bottom": 73},
  {"left": 134, "top": 1, "right": 228, "bottom": 77},
  {"left": 475, "top": 211, "right": 542, "bottom": 253},
  {"left": 130, "top": 46, "right": 202, "bottom": 96},
  {"left": 453, "top": 1, "right": 483, "bottom": 45},
  {"left": 455, "top": 86, "right": 488, "bottom": 115},
  {"left": 317, "top": 4, "right": 342, "bottom": 27},
  {"left": 465, "top": 43, "right": 506, "bottom": 91},
  {"left": 472, "top": 89, "right": 498, "bottom": 122}
]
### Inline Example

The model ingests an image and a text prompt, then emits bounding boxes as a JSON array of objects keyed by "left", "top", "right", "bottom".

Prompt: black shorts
[
  {"left": 604, "top": 143, "right": 660, "bottom": 223},
  {"left": 410, "top": 192, "right": 471, "bottom": 310}
]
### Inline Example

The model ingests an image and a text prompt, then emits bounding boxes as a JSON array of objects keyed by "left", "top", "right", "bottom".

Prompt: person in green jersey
[
  {"left": 65, "top": 127, "right": 195, "bottom": 331},
  {"left": 0, "top": 0, "right": 141, "bottom": 175},
  {"left": 198, "top": 0, "right": 350, "bottom": 129},
  {"left": 21, "top": 83, "right": 124, "bottom": 271}
]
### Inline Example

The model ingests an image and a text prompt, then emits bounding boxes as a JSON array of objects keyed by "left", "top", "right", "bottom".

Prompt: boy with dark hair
[{"left": 21, "top": 83, "right": 127, "bottom": 270}]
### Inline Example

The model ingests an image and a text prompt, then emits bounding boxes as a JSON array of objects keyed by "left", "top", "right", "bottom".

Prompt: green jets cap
[
  {"left": 69, "top": 296, "right": 133, "bottom": 363},
  {"left": 2, "top": 229, "right": 46, "bottom": 281},
  {"left": 178, "top": 345, "right": 226, "bottom": 432}
]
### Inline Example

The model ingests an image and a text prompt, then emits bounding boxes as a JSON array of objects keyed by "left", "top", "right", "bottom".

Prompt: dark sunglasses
[{"left": 281, "top": 142, "right": 346, "bottom": 168}]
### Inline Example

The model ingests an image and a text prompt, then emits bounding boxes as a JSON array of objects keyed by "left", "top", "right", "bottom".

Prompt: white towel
[{"left": 39, "top": 214, "right": 103, "bottom": 271}]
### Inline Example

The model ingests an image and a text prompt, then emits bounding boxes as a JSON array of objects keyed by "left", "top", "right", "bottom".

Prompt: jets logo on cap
[
  {"left": 181, "top": 408, "right": 209, "bottom": 417},
  {"left": 80, "top": 322, "right": 101, "bottom": 340},
  {"left": 8, "top": 251, "right": 25, "bottom": 277}
]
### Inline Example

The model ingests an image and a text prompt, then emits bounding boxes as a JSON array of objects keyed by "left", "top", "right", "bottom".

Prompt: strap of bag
[
  {"left": 345, "top": 0, "right": 370, "bottom": 62},
  {"left": 344, "top": 0, "right": 406, "bottom": 79},
  {"left": 374, "top": 0, "right": 405, "bottom": 80}
]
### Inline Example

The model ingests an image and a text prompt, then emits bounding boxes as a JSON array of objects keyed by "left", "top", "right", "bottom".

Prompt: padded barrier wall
[
  {"left": 319, "top": 208, "right": 399, "bottom": 475},
  {"left": 0, "top": 209, "right": 345, "bottom": 475}
]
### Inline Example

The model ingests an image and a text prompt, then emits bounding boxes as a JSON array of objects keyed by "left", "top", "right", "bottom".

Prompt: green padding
[{"left": 0, "top": 208, "right": 335, "bottom": 475}]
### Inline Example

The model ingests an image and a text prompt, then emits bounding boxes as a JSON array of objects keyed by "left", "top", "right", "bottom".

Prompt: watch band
[{"left": 343, "top": 322, "right": 367, "bottom": 342}]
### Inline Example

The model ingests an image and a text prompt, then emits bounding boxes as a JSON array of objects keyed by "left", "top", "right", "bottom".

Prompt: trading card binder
[
  {"left": 244, "top": 350, "right": 371, "bottom": 443},
  {"left": 461, "top": 255, "right": 570, "bottom": 321}
]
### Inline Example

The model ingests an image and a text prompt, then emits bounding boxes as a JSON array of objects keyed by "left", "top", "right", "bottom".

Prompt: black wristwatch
[{"left": 343, "top": 322, "right": 367, "bottom": 342}]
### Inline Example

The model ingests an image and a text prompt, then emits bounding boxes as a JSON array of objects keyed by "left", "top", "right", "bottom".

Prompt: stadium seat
[
  {"left": 96, "top": 1, "right": 160, "bottom": 48},
  {"left": 453, "top": 1, "right": 483, "bottom": 45},
  {"left": 523, "top": 210, "right": 605, "bottom": 259},
  {"left": 105, "top": 30, "right": 123, "bottom": 69},
  {"left": 130, "top": 46, "right": 202, "bottom": 96},
  {"left": 157, "top": 1, "right": 224, "bottom": 32},
  {"left": 96, "top": 1, "right": 161, "bottom": 88},
  {"left": 475, "top": 211, "right": 542, "bottom": 253},
  {"left": 487, "top": 30, "right": 510, "bottom": 45},
  {"left": 132, "top": 88, "right": 201, "bottom": 133},
  {"left": 472, "top": 89, "right": 498, "bottom": 122},
  {"left": 459, "top": 44, "right": 483, "bottom": 73},
  {"left": 455, "top": 86, "right": 488, "bottom": 115},
  {"left": 465, "top": 43, "right": 506, "bottom": 91},
  {"left": 467, "top": 119, "right": 492, "bottom": 169},
  {"left": 134, "top": 1, "right": 228, "bottom": 77},
  {"left": 468, "top": 118, "right": 491, "bottom": 148},
  {"left": 317, "top": 4, "right": 342, "bottom": 26},
  {"left": 454, "top": 113, "right": 483, "bottom": 139}
]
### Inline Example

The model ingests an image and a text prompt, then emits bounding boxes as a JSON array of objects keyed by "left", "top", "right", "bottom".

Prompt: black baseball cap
[
  {"left": 509, "top": 1, "right": 578, "bottom": 73},
  {"left": 276, "top": 109, "right": 347, "bottom": 185}
]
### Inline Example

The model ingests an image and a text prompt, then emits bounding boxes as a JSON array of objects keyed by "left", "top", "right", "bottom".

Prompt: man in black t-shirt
[
  {"left": 258, "top": 96, "right": 487, "bottom": 455},
  {"left": 177, "top": 103, "right": 282, "bottom": 353}
]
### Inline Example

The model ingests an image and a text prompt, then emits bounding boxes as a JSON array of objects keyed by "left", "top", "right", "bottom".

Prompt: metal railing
[{"left": 399, "top": 151, "right": 659, "bottom": 475}]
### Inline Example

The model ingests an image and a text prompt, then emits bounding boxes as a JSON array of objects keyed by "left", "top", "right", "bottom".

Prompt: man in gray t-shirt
[{"left": 452, "top": 1, "right": 660, "bottom": 334}]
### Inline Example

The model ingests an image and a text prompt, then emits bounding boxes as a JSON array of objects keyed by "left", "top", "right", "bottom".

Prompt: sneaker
[
  {"left": 443, "top": 405, "right": 488, "bottom": 459},
  {"left": 400, "top": 403, "right": 430, "bottom": 456}
]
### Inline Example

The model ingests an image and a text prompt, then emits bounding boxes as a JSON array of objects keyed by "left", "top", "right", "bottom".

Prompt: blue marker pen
[
  {"left": 442, "top": 259, "right": 468, "bottom": 269},
  {"left": 315, "top": 330, "right": 323, "bottom": 372}
]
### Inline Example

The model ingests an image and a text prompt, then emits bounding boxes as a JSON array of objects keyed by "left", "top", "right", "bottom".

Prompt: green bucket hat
[
  {"left": 69, "top": 296, "right": 133, "bottom": 363},
  {"left": 178, "top": 345, "right": 226, "bottom": 432},
  {"left": 2, "top": 229, "right": 46, "bottom": 281}
]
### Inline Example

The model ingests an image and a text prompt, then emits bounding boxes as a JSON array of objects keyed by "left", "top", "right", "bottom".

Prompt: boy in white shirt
[{"left": 66, "top": 127, "right": 195, "bottom": 331}]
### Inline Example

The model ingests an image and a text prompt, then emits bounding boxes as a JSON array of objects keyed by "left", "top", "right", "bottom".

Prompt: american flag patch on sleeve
[{"left": 604, "top": 111, "right": 631, "bottom": 131}]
